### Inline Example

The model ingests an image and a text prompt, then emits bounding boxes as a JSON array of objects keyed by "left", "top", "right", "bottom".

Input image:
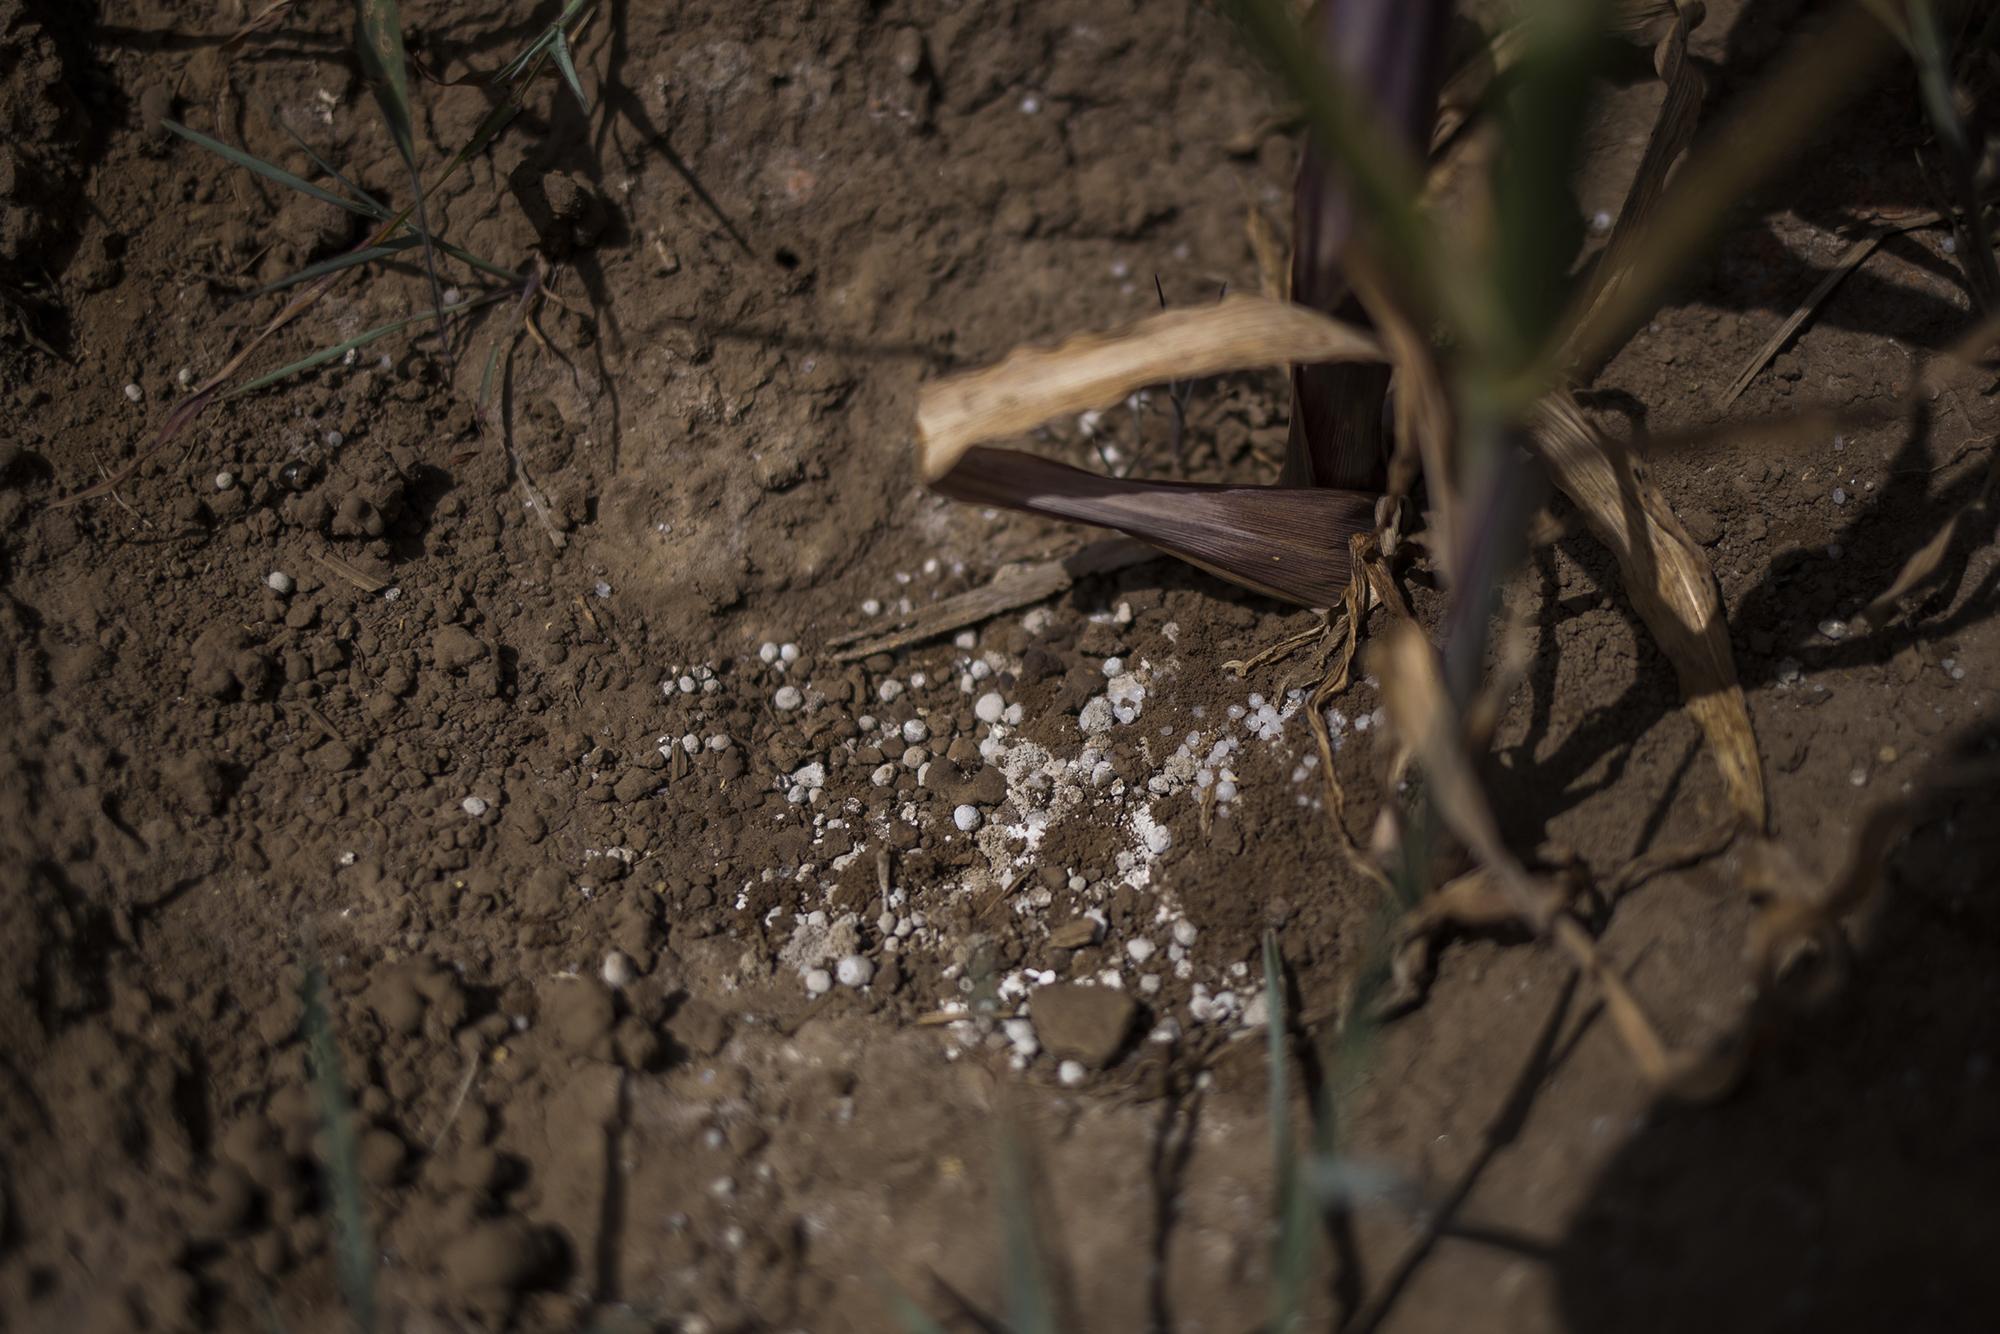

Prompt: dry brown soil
[{"left": 2, "top": 1, "right": 1997, "bottom": 1331}]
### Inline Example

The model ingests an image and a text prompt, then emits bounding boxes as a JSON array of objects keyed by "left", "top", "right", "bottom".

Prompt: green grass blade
[
  {"left": 162, "top": 119, "right": 378, "bottom": 217},
  {"left": 275, "top": 115, "right": 391, "bottom": 219},
  {"left": 1265, "top": 931, "right": 1310, "bottom": 1334},
  {"left": 253, "top": 238, "right": 422, "bottom": 294},
  {"left": 355, "top": 0, "right": 452, "bottom": 365},
  {"left": 884, "top": 1285, "right": 952, "bottom": 1334},
  {"left": 354, "top": 0, "right": 417, "bottom": 166},
  {"left": 552, "top": 29, "right": 591, "bottom": 114},
  {"left": 230, "top": 290, "right": 508, "bottom": 396},
  {"left": 998, "top": 1128, "right": 1059, "bottom": 1334},
  {"left": 301, "top": 965, "right": 376, "bottom": 1333}
]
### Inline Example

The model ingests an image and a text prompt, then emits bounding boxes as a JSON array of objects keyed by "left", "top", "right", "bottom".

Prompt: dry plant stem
[
  {"left": 1372, "top": 622, "right": 1742, "bottom": 1098},
  {"left": 1527, "top": 391, "right": 1767, "bottom": 831}
]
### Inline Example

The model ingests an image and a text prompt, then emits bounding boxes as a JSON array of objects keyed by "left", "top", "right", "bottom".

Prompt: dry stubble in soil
[{"left": 1, "top": 1, "right": 1998, "bottom": 1332}]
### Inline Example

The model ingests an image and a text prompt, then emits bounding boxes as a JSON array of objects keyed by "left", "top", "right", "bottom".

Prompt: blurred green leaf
[
  {"left": 302, "top": 965, "right": 376, "bottom": 1333},
  {"left": 1265, "top": 931, "right": 1311, "bottom": 1334},
  {"left": 1488, "top": 0, "right": 1609, "bottom": 372},
  {"left": 998, "top": 1128, "right": 1060, "bottom": 1334}
]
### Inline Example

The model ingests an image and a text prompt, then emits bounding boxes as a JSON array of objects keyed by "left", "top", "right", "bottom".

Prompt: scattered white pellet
[
  {"left": 706, "top": 734, "right": 731, "bottom": 751},
  {"left": 681, "top": 734, "right": 701, "bottom": 754},
  {"left": 1831, "top": 487, "right": 1848, "bottom": 505},
  {"left": 758, "top": 642, "right": 780, "bottom": 663},
  {"left": 1126, "top": 938, "right": 1156, "bottom": 964},
  {"left": 862, "top": 598, "right": 882, "bottom": 616},
  {"left": 1590, "top": 209, "right": 1614, "bottom": 234},
  {"left": 953, "top": 630, "right": 976, "bottom": 649},
  {"left": 791, "top": 761, "right": 826, "bottom": 790},
  {"left": 461, "top": 796, "right": 489, "bottom": 817},
  {"left": 1003, "top": 1018, "right": 1039, "bottom": 1059},
  {"left": 593, "top": 580, "right": 612, "bottom": 599},
  {"left": 835, "top": 954, "right": 874, "bottom": 988},
  {"left": 901, "top": 718, "right": 929, "bottom": 744},
  {"left": 1943, "top": 234, "right": 1959, "bottom": 255},
  {"left": 265, "top": 570, "right": 294, "bottom": 595},
  {"left": 975, "top": 691, "right": 1005, "bottom": 724},
  {"left": 176, "top": 367, "right": 193, "bottom": 388},
  {"left": 804, "top": 968, "right": 833, "bottom": 996},
  {"left": 877, "top": 679, "right": 905, "bottom": 703},
  {"left": 1058, "top": 1059, "right": 1085, "bottom": 1086},
  {"left": 780, "top": 642, "right": 800, "bottom": 663},
  {"left": 678, "top": 675, "right": 697, "bottom": 694},
  {"left": 871, "top": 763, "right": 896, "bottom": 787},
  {"left": 774, "top": 685, "right": 804, "bottom": 710},
  {"left": 902, "top": 746, "right": 928, "bottom": 770},
  {"left": 601, "top": 951, "right": 637, "bottom": 988},
  {"left": 213, "top": 471, "right": 234, "bottom": 491},
  {"left": 953, "top": 804, "right": 982, "bottom": 832},
  {"left": 1171, "top": 919, "right": 1198, "bottom": 948},
  {"left": 123, "top": 382, "right": 143, "bottom": 403}
]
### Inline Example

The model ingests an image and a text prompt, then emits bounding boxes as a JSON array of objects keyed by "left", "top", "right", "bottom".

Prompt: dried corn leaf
[
  {"left": 915, "top": 296, "right": 1385, "bottom": 608},
  {"left": 1528, "top": 392, "right": 1766, "bottom": 830},
  {"left": 917, "top": 296, "right": 1380, "bottom": 480}
]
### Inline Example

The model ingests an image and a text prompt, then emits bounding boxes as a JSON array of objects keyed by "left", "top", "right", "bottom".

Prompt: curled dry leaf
[
  {"left": 1528, "top": 391, "right": 1767, "bottom": 831},
  {"left": 914, "top": 295, "right": 1386, "bottom": 607}
]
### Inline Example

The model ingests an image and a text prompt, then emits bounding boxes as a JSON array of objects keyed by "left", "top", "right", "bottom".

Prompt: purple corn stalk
[{"left": 1282, "top": 0, "right": 1453, "bottom": 493}]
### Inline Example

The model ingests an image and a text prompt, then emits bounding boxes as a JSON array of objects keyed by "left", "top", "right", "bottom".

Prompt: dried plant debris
[
  {"left": 915, "top": 295, "right": 1383, "bottom": 607},
  {"left": 1528, "top": 392, "right": 1766, "bottom": 830}
]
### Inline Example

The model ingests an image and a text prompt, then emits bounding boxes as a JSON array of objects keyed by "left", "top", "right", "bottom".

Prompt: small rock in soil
[{"left": 1030, "top": 983, "right": 1137, "bottom": 1068}]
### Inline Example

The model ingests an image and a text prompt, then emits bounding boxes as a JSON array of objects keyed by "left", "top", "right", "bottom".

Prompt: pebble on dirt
[
  {"left": 601, "top": 950, "right": 638, "bottom": 988},
  {"left": 264, "top": 570, "right": 293, "bottom": 595},
  {"left": 1030, "top": 983, "right": 1138, "bottom": 1068},
  {"left": 774, "top": 684, "right": 804, "bottom": 711}
]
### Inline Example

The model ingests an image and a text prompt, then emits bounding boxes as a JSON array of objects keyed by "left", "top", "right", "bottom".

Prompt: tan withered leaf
[
  {"left": 1528, "top": 392, "right": 1767, "bottom": 831},
  {"left": 914, "top": 295, "right": 1385, "bottom": 607},
  {"left": 917, "top": 295, "right": 1380, "bottom": 478}
]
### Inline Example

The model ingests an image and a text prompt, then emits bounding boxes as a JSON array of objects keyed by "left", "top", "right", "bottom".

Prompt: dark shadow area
[{"left": 1556, "top": 720, "right": 2000, "bottom": 1334}]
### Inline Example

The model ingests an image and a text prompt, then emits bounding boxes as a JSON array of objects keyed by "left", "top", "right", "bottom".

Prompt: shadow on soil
[{"left": 1555, "top": 718, "right": 2000, "bottom": 1334}]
